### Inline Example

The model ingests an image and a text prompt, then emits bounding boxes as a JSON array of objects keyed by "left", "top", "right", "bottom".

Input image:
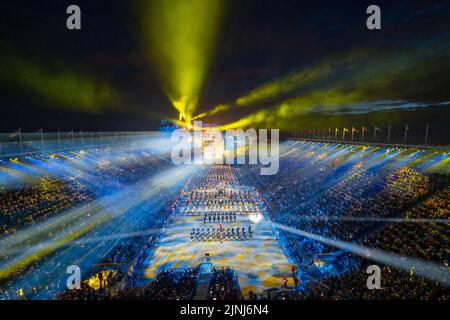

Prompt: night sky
[{"left": 0, "top": 0, "right": 449, "bottom": 143}]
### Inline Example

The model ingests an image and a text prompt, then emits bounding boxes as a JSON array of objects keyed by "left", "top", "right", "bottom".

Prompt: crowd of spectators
[
  {"left": 255, "top": 142, "right": 446, "bottom": 255},
  {"left": 0, "top": 147, "right": 177, "bottom": 299},
  {"left": 312, "top": 186, "right": 449, "bottom": 300},
  {"left": 208, "top": 267, "right": 242, "bottom": 300},
  {"left": 250, "top": 141, "right": 449, "bottom": 299},
  {"left": 248, "top": 289, "right": 307, "bottom": 300},
  {"left": 59, "top": 267, "right": 199, "bottom": 300},
  {"left": 138, "top": 268, "right": 199, "bottom": 300},
  {"left": 1, "top": 141, "right": 448, "bottom": 300},
  {"left": 0, "top": 177, "right": 94, "bottom": 234}
]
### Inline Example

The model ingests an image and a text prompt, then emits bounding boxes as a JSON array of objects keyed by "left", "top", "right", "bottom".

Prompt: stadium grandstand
[
  {"left": 0, "top": 132, "right": 448, "bottom": 301},
  {"left": 1, "top": 1, "right": 449, "bottom": 309}
]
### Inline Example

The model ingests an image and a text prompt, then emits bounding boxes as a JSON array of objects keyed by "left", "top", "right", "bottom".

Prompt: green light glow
[
  {"left": 236, "top": 64, "right": 333, "bottom": 106},
  {"left": 1, "top": 54, "right": 119, "bottom": 113},
  {"left": 141, "top": 0, "right": 225, "bottom": 122}
]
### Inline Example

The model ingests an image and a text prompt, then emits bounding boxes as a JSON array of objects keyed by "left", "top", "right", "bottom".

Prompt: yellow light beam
[
  {"left": 191, "top": 104, "right": 230, "bottom": 120},
  {"left": 141, "top": 0, "right": 226, "bottom": 122},
  {"left": 236, "top": 63, "right": 333, "bottom": 106}
]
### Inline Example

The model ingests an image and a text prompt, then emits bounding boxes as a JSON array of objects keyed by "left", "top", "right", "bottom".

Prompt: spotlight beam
[
  {"left": 280, "top": 215, "right": 450, "bottom": 224},
  {"left": 0, "top": 165, "right": 198, "bottom": 280},
  {"left": 272, "top": 222, "right": 450, "bottom": 287}
]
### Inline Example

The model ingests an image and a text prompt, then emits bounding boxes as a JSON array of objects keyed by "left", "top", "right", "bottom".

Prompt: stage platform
[{"left": 140, "top": 212, "right": 295, "bottom": 297}]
